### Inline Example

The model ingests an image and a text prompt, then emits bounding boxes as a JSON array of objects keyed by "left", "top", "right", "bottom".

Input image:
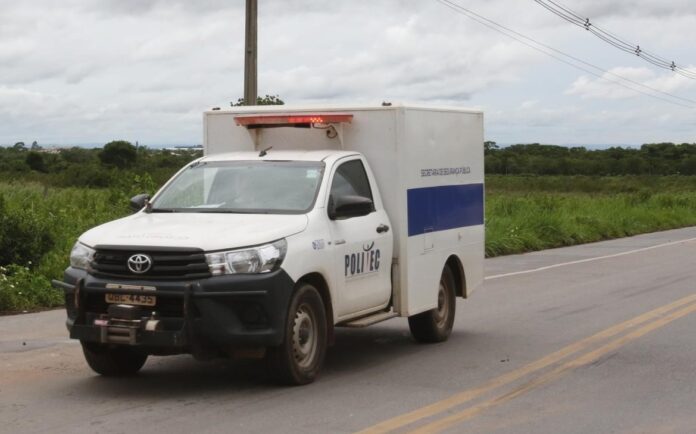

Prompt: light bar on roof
[{"left": 234, "top": 113, "right": 353, "bottom": 127}]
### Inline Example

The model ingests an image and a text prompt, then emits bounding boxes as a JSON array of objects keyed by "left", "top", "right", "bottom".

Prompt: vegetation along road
[
  {"left": 1, "top": 227, "right": 695, "bottom": 433},
  {"left": 5, "top": 141, "right": 696, "bottom": 313}
]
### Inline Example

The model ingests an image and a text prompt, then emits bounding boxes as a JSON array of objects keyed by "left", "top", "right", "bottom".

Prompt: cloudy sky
[{"left": 1, "top": 0, "right": 695, "bottom": 147}]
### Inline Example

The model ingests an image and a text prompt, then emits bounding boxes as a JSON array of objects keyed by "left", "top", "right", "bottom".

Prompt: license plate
[{"left": 105, "top": 293, "right": 156, "bottom": 307}]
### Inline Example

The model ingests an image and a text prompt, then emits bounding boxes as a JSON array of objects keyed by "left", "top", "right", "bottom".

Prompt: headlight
[
  {"left": 70, "top": 242, "right": 95, "bottom": 270},
  {"left": 205, "top": 239, "right": 287, "bottom": 276}
]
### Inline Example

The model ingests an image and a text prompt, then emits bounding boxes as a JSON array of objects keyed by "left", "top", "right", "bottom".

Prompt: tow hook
[{"left": 95, "top": 305, "right": 162, "bottom": 344}]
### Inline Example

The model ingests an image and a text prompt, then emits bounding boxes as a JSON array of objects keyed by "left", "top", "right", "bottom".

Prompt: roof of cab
[{"left": 199, "top": 150, "right": 359, "bottom": 163}]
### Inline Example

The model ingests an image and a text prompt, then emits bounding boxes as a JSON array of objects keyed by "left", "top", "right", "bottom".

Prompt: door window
[{"left": 329, "top": 159, "right": 375, "bottom": 207}]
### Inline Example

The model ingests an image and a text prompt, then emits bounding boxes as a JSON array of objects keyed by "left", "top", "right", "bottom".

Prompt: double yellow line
[{"left": 357, "top": 293, "right": 696, "bottom": 434}]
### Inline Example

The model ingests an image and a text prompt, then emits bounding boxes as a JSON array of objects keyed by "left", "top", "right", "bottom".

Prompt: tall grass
[
  {"left": 485, "top": 175, "right": 696, "bottom": 256},
  {"left": 1, "top": 184, "right": 129, "bottom": 278},
  {"left": 486, "top": 175, "right": 696, "bottom": 194},
  {"left": 2, "top": 176, "right": 696, "bottom": 312},
  {"left": 0, "top": 183, "right": 129, "bottom": 312}
]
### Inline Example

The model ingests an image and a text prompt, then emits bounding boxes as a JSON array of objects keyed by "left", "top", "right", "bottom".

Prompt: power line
[
  {"left": 447, "top": 1, "right": 696, "bottom": 106},
  {"left": 537, "top": 0, "right": 693, "bottom": 75},
  {"left": 534, "top": 0, "right": 696, "bottom": 79},
  {"left": 436, "top": 0, "right": 696, "bottom": 108}
]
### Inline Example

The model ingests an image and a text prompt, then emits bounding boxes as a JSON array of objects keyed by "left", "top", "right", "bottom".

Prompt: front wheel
[
  {"left": 266, "top": 283, "right": 328, "bottom": 385},
  {"left": 408, "top": 266, "right": 457, "bottom": 343},
  {"left": 81, "top": 342, "right": 148, "bottom": 376}
]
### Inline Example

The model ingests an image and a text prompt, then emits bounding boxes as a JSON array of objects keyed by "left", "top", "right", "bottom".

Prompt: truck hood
[{"left": 79, "top": 212, "right": 308, "bottom": 251}]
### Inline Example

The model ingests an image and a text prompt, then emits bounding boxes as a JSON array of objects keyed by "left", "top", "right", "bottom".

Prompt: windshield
[{"left": 151, "top": 160, "right": 325, "bottom": 214}]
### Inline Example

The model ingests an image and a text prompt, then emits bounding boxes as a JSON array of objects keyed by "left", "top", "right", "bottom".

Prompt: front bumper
[{"left": 53, "top": 267, "right": 295, "bottom": 353}]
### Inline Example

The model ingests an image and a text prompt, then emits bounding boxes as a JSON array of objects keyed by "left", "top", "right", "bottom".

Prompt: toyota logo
[{"left": 127, "top": 254, "right": 152, "bottom": 274}]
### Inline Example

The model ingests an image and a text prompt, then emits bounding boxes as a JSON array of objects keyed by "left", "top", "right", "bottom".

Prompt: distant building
[{"left": 163, "top": 145, "right": 204, "bottom": 153}]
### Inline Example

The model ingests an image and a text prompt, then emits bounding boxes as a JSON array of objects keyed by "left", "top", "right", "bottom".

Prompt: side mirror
[
  {"left": 329, "top": 195, "right": 374, "bottom": 220},
  {"left": 129, "top": 193, "right": 151, "bottom": 212}
]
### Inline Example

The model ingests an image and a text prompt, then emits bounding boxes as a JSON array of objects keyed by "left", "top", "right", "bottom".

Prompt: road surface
[{"left": 2, "top": 227, "right": 696, "bottom": 433}]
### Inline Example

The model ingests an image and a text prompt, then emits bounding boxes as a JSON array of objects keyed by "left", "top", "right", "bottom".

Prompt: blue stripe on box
[{"left": 407, "top": 183, "right": 484, "bottom": 237}]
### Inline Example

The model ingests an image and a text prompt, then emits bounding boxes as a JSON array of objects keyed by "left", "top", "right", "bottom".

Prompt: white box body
[{"left": 203, "top": 105, "right": 484, "bottom": 316}]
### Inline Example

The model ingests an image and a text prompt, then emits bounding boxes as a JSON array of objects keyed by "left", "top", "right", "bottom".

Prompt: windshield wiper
[
  {"left": 150, "top": 208, "right": 177, "bottom": 213},
  {"left": 194, "top": 209, "right": 269, "bottom": 214}
]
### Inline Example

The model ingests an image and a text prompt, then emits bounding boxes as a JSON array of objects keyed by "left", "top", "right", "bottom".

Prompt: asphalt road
[{"left": 2, "top": 227, "right": 696, "bottom": 434}]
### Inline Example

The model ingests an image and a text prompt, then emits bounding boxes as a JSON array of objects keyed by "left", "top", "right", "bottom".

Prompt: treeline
[
  {"left": 5, "top": 141, "right": 696, "bottom": 188},
  {"left": 0, "top": 141, "right": 202, "bottom": 188},
  {"left": 485, "top": 142, "right": 696, "bottom": 176}
]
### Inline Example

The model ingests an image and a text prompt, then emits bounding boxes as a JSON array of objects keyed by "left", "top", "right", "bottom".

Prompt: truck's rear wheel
[
  {"left": 81, "top": 342, "right": 148, "bottom": 376},
  {"left": 408, "top": 266, "right": 456, "bottom": 343},
  {"left": 266, "top": 283, "right": 327, "bottom": 385}
]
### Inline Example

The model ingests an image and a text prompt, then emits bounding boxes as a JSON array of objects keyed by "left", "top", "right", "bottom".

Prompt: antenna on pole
[{"left": 244, "top": 0, "right": 258, "bottom": 106}]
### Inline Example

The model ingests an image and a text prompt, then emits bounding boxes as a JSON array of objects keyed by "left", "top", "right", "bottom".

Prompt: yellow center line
[
  {"left": 355, "top": 294, "right": 696, "bottom": 434},
  {"left": 410, "top": 299, "right": 696, "bottom": 433}
]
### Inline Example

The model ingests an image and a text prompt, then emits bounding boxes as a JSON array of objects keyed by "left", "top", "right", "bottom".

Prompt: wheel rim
[
  {"left": 434, "top": 281, "right": 449, "bottom": 328},
  {"left": 292, "top": 303, "right": 318, "bottom": 369}
]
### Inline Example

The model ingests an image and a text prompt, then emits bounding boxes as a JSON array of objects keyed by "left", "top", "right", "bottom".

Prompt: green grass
[
  {"left": 485, "top": 175, "right": 696, "bottom": 256},
  {"left": 0, "top": 184, "right": 129, "bottom": 278},
  {"left": 0, "top": 183, "right": 128, "bottom": 313},
  {"left": 2, "top": 176, "right": 696, "bottom": 312},
  {"left": 486, "top": 174, "right": 696, "bottom": 194}
]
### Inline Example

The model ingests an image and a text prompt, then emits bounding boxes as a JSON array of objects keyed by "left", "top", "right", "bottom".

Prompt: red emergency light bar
[{"left": 234, "top": 113, "right": 353, "bottom": 127}]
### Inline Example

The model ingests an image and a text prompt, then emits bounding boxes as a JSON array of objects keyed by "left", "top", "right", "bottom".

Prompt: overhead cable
[
  {"left": 534, "top": 0, "right": 696, "bottom": 79},
  {"left": 436, "top": 0, "right": 696, "bottom": 108}
]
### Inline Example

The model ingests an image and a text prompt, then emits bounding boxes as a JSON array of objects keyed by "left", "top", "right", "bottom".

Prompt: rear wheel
[
  {"left": 266, "top": 283, "right": 327, "bottom": 385},
  {"left": 81, "top": 342, "right": 148, "bottom": 376},
  {"left": 408, "top": 266, "right": 456, "bottom": 343}
]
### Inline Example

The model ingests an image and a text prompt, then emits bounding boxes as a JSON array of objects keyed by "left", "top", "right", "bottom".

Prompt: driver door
[{"left": 327, "top": 158, "right": 392, "bottom": 318}]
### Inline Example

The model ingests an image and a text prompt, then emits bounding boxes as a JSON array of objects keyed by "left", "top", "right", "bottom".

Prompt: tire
[
  {"left": 266, "top": 283, "right": 328, "bottom": 385},
  {"left": 408, "top": 266, "right": 456, "bottom": 343},
  {"left": 81, "top": 342, "right": 148, "bottom": 376}
]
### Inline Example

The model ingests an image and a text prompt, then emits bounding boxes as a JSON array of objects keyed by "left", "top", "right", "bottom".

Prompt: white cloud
[
  {"left": 568, "top": 0, "right": 696, "bottom": 19},
  {"left": 565, "top": 67, "right": 696, "bottom": 100},
  {"left": 0, "top": 0, "right": 694, "bottom": 145},
  {"left": 520, "top": 100, "right": 539, "bottom": 109}
]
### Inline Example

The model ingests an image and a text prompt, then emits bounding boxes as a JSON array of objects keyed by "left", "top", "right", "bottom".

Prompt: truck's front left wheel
[
  {"left": 81, "top": 342, "right": 148, "bottom": 376},
  {"left": 266, "top": 283, "right": 328, "bottom": 385}
]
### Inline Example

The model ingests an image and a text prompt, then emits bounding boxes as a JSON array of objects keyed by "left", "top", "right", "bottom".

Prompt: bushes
[
  {"left": 0, "top": 144, "right": 202, "bottom": 190},
  {"left": 0, "top": 195, "right": 54, "bottom": 267},
  {"left": 0, "top": 170, "right": 170, "bottom": 313},
  {"left": 0, "top": 265, "right": 59, "bottom": 313},
  {"left": 0, "top": 182, "right": 131, "bottom": 291},
  {"left": 25, "top": 152, "right": 47, "bottom": 172},
  {"left": 98, "top": 140, "right": 137, "bottom": 169},
  {"left": 53, "top": 165, "right": 116, "bottom": 188}
]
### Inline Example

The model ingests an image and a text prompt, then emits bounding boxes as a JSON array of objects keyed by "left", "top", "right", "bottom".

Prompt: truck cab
[{"left": 55, "top": 105, "right": 484, "bottom": 384}]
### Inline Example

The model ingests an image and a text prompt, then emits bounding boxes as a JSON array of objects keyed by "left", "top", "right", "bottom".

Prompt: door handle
[
  {"left": 334, "top": 239, "right": 346, "bottom": 245},
  {"left": 376, "top": 224, "right": 390, "bottom": 234}
]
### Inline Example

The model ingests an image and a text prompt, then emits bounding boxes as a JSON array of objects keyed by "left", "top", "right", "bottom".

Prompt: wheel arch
[
  {"left": 445, "top": 255, "right": 467, "bottom": 298},
  {"left": 296, "top": 272, "right": 335, "bottom": 345}
]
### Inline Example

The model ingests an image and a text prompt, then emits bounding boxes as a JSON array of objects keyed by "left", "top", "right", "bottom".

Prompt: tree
[
  {"left": 231, "top": 94, "right": 285, "bottom": 106},
  {"left": 99, "top": 140, "right": 137, "bottom": 169},
  {"left": 60, "top": 147, "right": 95, "bottom": 164},
  {"left": 31, "top": 141, "right": 41, "bottom": 150},
  {"left": 484, "top": 141, "right": 499, "bottom": 155},
  {"left": 13, "top": 142, "right": 26, "bottom": 151},
  {"left": 25, "top": 152, "right": 47, "bottom": 173}
]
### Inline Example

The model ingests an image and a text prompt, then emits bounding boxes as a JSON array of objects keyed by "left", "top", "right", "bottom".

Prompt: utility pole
[{"left": 243, "top": 0, "right": 258, "bottom": 105}]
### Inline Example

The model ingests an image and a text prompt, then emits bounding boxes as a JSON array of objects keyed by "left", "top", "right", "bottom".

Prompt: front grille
[{"left": 91, "top": 247, "right": 210, "bottom": 280}]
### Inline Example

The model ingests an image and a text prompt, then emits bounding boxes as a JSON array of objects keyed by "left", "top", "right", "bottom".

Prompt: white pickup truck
[{"left": 54, "top": 104, "right": 484, "bottom": 384}]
